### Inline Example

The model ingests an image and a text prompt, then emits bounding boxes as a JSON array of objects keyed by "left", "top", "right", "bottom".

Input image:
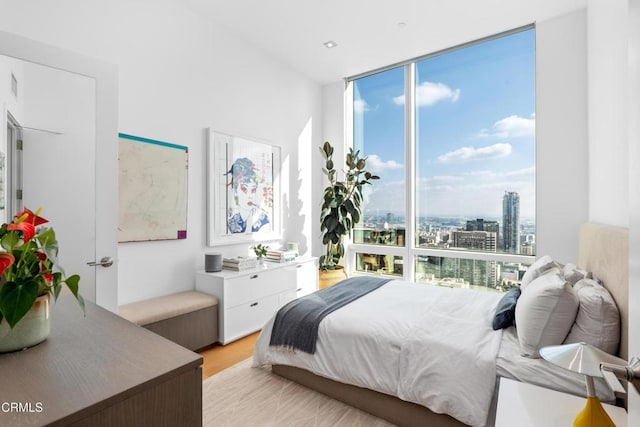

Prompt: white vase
[{"left": 0, "top": 294, "right": 50, "bottom": 353}]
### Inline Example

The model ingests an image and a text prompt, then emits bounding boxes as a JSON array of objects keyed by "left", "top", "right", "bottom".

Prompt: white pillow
[
  {"left": 520, "top": 255, "right": 558, "bottom": 291},
  {"left": 515, "top": 269, "right": 579, "bottom": 358},
  {"left": 564, "top": 278, "right": 620, "bottom": 355},
  {"left": 563, "top": 263, "right": 589, "bottom": 286}
]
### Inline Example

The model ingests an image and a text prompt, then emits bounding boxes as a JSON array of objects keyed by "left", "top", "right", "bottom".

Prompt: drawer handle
[
  {"left": 250, "top": 302, "right": 259, "bottom": 307},
  {"left": 250, "top": 274, "right": 259, "bottom": 279},
  {"left": 296, "top": 288, "right": 302, "bottom": 292},
  {"left": 297, "top": 264, "right": 302, "bottom": 268}
]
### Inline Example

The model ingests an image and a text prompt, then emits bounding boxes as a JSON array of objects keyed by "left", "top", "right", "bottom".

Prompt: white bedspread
[{"left": 253, "top": 280, "right": 503, "bottom": 427}]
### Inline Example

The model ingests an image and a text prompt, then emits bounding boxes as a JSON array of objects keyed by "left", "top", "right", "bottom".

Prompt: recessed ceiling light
[{"left": 323, "top": 40, "right": 338, "bottom": 48}]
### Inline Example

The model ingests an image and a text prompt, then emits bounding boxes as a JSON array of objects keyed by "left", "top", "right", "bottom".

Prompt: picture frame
[
  {"left": 118, "top": 133, "right": 189, "bottom": 242},
  {"left": 206, "top": 128, "right": 281, "bottom": 246}
]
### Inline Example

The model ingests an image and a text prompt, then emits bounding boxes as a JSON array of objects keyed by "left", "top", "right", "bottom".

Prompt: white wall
[
  {"left": 628, "top": 0, "right": 639, "bottom": 421},
  {"left": 0, "top": 0, "right": 322, "bottom": 304},
  {"left": 535, "top": 10, "right": 589, "bottom": 262},
  {"left": 587, "top": 0, "right": 629, "bottom": 227},
  {"left": 318, "top": 81, "right": 346, "bottom": 259}
]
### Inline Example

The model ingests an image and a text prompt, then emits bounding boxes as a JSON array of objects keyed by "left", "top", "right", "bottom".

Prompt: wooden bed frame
[{"left": 272, "top": 223, "right": 629, "bottom": 426}]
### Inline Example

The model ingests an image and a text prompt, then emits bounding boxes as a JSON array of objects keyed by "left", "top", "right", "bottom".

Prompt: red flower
[
  {"left": 43, "top": 273, "right": 54, "bottom": 287},
  {"left": 0, "top": 252, "right": 15, "bottom": 276},
  {"left": 14, "top": 208, "right": 48, "bottom": 226},
  {"left": 36, "top": 252, "right": 47, "bottom": 261},
  {"left": 7, "top": 222, "right": 36, "bottom": 243}
]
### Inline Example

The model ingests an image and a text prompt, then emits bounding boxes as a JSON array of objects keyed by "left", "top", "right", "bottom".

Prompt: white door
[
  {"left": 20, "top": 58, "right": 98, "bottom": 304},
  {"left": 0, "top": 31, "right": 119, "bottom": 312}
]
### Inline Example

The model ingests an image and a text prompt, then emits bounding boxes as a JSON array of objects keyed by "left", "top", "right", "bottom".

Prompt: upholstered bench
[{"left": 119, "top": 291, "right": 219, "bottom": 351}]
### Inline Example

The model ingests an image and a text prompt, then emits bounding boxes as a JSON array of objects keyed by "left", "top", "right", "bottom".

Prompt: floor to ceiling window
[{"left": 348, "top": 26, "right": 535, "bottom": 291}]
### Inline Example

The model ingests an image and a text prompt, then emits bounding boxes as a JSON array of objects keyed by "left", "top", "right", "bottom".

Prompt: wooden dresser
[{"left": 0, "top": 296, "right": 203, "bottom": 426}]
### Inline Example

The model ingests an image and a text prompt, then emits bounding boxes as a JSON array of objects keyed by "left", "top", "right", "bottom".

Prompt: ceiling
[{"left": 179, "top": 0, "right": 587, "bottom": 85}]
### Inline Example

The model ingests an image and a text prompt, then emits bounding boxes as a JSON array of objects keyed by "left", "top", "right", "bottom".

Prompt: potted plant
[
  {"left": 319, "top": 141, "right": 379, "bottom": 283},
  {"left": 253, "top": 243, "right": 268, "bottom": 263},
  {"left": 0, "top": 208, "right": 84, "bottom": 352}
]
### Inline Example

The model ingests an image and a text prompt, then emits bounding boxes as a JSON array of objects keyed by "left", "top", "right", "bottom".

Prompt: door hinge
[
  {"left": 16, "top": 139, "right": 23, "bottom": 150},
  {"left": 16, "top": 189, "right": 22, "bottom": 200}
]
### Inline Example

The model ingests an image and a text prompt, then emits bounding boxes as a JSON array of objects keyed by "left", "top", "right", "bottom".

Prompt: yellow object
[{"left": 573, "top": 397, "right": 616, "bottom": 427}]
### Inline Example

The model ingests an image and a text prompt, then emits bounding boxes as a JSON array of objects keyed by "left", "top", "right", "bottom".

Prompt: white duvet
[{"left": 253, "top": 280, "right": 503, "bottom": 427}]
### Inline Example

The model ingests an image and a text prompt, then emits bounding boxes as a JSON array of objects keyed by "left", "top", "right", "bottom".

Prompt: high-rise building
[
  {"left": 419, "top": 256, "right": 498, "bottom": 289},
  {"left": 466, "top": 218, "right": 499, "bottom": 234},
  {"left": 452, "top": 230, "right": 497, "bottom": 252},
  {"left": 502, "top": 191, "right": 520, "bottom": 254},
  {"left": 451, "top": 230, "right": 498, "bottom": 287}
]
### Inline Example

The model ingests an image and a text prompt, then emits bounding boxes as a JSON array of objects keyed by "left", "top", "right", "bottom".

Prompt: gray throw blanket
[{"left": 269, "top": 276, "right": 392, "bottom": 354}]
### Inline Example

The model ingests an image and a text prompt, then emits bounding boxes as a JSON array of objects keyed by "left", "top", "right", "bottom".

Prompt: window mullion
[
  {"left": 344, "top": 80, "right": 355, "bottom": 275},
  {"left": 405, "top": 63, "right": 416, "bottom": 281}
]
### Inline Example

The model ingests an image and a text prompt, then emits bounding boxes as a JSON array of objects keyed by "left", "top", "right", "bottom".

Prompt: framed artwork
[
  {"left": 118, "top": 133, "right": 189, "bottom": 242},
  {"left": 207, "top": 128, "right": 281, "bottom": 246}
]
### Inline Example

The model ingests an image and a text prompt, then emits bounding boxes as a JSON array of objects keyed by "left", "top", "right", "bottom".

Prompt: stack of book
[
  {"left": 265, "top": 249, "right": 297, "bottom": 263},
  {"left": 222, "top": 256, "right": 258, "bottom": 271}
]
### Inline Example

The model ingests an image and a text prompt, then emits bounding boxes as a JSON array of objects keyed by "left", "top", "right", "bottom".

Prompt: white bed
[{"left": 253, "top": 223, "right": 629, "bottom": 427}]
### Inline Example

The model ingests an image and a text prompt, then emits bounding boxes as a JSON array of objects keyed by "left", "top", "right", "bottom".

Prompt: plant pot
[
  {"left": 319, "top": 266, "right": 348, "bottom": 289},
  {"left": 0, "top": 294, "right": 50, "bottom": 353}
]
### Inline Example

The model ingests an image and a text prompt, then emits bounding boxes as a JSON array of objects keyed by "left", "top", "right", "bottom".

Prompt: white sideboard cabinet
[{"left": 195, "top": 257, "right": 318, "bottom": 344}]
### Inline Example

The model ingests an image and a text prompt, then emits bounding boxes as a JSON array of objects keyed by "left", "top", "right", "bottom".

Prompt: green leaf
[
  {"left": 346, "top": 153, "right": 354, "bottom": 168},
  {"left": 0, "top": 232, "right": 20, "bottom": 252},
  {"left": 64, "top": 274, "right": 81, "bottom": 297},
  {"left": 0, "top": 280, "right": 39, "bottom": 328},
  {"left": 352, "top": 210, "right": 361, "bottom": 224},
  {"left": 326, "top": 159, "right": 334, "bottom": 170},
  {"left": 345, "top": 200, "right": 356, "bottom": 216},
  {"left": 323, "top": 141, "right": 334, "bottom": 156}
]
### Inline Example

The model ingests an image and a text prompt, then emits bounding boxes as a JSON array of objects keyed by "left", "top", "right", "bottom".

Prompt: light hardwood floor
[{"left": 198, "top": 332, "right": 260, "bottom": 379}]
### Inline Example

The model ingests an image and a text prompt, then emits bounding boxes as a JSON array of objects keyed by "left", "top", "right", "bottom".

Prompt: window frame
[{"left": 344, "top": 25, "right": 536, "bottom": 283}]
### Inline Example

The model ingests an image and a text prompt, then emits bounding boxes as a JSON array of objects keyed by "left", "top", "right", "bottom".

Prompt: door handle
[{"left": 87, "top": 256, "right": 114, "bottom": 268}]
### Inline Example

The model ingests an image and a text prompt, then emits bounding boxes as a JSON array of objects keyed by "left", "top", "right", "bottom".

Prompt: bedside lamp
[{"left": 540, "top": 342, "right": 626, "bottom": 427}]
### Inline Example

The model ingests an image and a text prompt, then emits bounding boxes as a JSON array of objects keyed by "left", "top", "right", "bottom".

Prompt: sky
[{"left": 353, "top": 28, "right": 536, "bottom": 221}]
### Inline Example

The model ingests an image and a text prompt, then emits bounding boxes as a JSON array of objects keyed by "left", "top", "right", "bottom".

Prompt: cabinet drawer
[
  {"left": 296, "top": 281, "right": 316, "bottom": 298},
  {"left": 224, "top": 294, "right": 279, "bottom": 342},
  {"left": 225, "top": 270, "right": 293, "bottom": 308},
  {"left": 295, "top": 260, "right": 317, "bottom": 283}
]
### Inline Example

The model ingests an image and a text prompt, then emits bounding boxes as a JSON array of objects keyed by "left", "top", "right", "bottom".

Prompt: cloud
[
  {"left": 463, "top": 166, "right": 535, "bottom": 179},
  {"left": 504, "top": 166, "right": 535, "bottom": 178},
  {"left": 365, "top": 154, "right": 403, "bottom": 172},
  {"left": 478, "top": 114, "right": 535, "bottom": 138},
  {"left": 393, "top": 81, "right": 460, "bottom": 107},
  {"left": 353, "top": 99, "right": 370, "bottom": 113},
  {"left": 437, "top": 143, "right": 512, "bottom": 164},
  {"left": 364, "top": 166, "right": 536, "bottom": 217},
  {"left": 425, "top": 175, "right": 464, "bottom": 184}
]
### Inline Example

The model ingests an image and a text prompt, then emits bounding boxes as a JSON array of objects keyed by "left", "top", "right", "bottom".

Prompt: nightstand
[{"left": 495, "top": 378, "right": 627, "bottom": 427}]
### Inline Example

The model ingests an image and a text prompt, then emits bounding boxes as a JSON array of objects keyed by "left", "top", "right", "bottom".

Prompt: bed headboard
[{"left": 577, "top": 223, "right": 629, "bottom": 360}]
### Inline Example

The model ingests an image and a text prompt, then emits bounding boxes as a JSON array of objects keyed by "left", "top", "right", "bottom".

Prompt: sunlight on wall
[{"left": 297, "top": 118, "right": 313, "bottom": 256}]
